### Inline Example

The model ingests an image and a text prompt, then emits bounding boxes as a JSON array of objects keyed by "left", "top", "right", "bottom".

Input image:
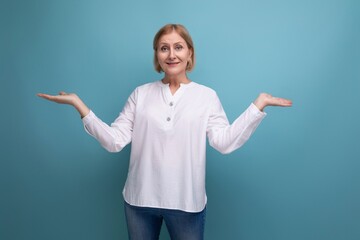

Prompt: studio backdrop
[{"left": 1, "top": 0, "right": 359, "bottom": 239}]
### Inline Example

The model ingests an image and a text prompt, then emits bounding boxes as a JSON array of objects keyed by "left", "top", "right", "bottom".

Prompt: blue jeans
[{"left": 124, "top": 201, "right": 206, "bottom": 240}]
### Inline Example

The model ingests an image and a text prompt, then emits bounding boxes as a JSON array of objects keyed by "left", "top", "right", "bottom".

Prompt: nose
[{"left": 168, "top": 48, "right": 176, "bottom": 59}]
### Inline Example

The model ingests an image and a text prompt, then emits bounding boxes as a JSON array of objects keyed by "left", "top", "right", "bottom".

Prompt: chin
[{"left": 164, "top": 68, "right": 186, "bottom": 76}]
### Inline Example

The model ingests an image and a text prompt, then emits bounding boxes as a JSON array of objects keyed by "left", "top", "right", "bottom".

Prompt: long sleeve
[
  {"left": 206, "top": 94, "right": 266, "bottom": 154},
  {"left": 81, "top": 89, "right": 137, "bottom": 152}
]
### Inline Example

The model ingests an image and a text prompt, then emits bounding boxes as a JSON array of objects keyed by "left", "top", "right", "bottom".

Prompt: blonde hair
[{"left": 153, "top": 24, "right": 195, "bottom": 73}]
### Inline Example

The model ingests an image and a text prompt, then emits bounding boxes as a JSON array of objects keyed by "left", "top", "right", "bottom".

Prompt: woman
[{"left": 38, "top": 24, "right": 292, "bottom": 240}]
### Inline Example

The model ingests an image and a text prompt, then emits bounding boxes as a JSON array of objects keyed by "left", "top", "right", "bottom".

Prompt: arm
[
  {"left": 207, "top": 93, "right": 292, "bottom": 154},
  {"left": 81, "top": 91, "right": 136, "bottom": 152},
  {"left": 37, "top": 91, "right": 135, "bottom": 152}
]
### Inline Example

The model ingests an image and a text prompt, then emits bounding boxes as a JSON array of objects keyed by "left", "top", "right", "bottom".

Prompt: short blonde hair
[{"left": 153, "top": 24, "right": 195, "bottom": 73}]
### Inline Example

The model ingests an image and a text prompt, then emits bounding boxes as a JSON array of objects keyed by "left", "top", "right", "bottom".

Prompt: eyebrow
[{"left": 159, "top": 41, "right": 185, "bottom": 45}]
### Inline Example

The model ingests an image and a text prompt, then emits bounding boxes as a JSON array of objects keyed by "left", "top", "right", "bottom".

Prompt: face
[{"left": 156, "top": 31, "right": 192, "bottom": 77}]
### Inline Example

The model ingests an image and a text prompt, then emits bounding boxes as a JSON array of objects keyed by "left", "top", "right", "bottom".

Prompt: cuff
[
  {"left": 81, "top": 110, "right": 95, "bottom": 125},
  {"left": 249, "top": 103, "right": 267, "bottom": 117}
]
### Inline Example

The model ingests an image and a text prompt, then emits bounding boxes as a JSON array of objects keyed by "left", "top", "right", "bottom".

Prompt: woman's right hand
[
  {"left": 37, "top": 91, "right": 90, "bottom": 118},
  {"left": 37, "top": 91, "right": 79, "bottom": 105}
]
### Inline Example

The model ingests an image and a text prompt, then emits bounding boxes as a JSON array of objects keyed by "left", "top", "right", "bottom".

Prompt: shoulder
[
  {"left": 130, "top": 81, "right": 161, "bottom": 96},
  {"left": 190, "top": 82, "right": 218, "bottom": 98},
  {"left": 134, "top": 81, "right": 159, "bottom": 91}
]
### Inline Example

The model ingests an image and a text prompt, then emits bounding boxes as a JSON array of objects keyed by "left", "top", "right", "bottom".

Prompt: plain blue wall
[{"left": 1, "top": 0, "right": 360, "bottom": 239}]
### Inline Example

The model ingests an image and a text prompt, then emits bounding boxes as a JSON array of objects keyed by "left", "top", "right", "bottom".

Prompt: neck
[
  {"left": 162, "top": 74, "right": 191, "bottom": 95},
  {"left": 162, "top": 73, "right": 190, "bottom": 86}
]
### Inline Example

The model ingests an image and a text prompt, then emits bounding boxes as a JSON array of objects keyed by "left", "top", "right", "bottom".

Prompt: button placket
[{"left": 165, "top": 99, "right": 175, "bottom": 126}]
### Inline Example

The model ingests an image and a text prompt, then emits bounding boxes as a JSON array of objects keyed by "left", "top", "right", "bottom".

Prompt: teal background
[{"left": 1, "top": 0, "right": 360, "bottom": 239}]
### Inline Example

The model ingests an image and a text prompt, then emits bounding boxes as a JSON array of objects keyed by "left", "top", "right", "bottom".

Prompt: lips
[{"left": 166, "top": 62, "right": 180, "bottom": 66}]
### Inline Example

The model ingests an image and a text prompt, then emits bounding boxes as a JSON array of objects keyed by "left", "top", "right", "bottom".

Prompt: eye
[
  {"left": 175, "top": 45, "right": 183, "bottom": 51},
  {"left": 160, "top": 46, "right": 169, "bottom": 52}
]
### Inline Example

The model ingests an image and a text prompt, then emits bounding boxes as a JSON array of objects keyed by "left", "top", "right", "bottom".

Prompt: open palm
[
  {"left": 254, "top": 93, "right": 292, "bottom": 111},
  {"left": 37, "top": 91, "right": 78, "bottom": 105}
]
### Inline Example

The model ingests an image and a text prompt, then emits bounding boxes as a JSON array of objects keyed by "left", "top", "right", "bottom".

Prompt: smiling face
[{"left": 156, "top": 30, "right": 193, "bottom": 78}]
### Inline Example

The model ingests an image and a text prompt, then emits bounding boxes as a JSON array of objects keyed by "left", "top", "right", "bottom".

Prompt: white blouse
[{"left": 82, "top": 80, "right": 266, "bottom": 212}]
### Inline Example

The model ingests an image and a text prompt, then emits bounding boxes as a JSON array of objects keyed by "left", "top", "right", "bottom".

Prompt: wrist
[
  {"left": 253, "top": 100, "right": 265, "bottom": 112},
  {"left": 73, "top": 96, "right": 90, "bottom": 118},
  {"left": 72, "top": 95, "right": 81, "bottom": 107}
]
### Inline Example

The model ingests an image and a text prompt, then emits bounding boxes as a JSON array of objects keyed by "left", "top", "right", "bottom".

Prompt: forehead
[{"left": 158, "top": 31, "right": 186, "bottom": 44}]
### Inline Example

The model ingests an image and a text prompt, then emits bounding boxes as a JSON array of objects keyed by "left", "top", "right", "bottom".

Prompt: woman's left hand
[{"left": 253, "top": 93, "right": 292, "bottom": 111}]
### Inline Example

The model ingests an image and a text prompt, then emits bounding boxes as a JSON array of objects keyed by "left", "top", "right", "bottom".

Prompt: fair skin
[
  {"left": 37, "top": 30, "right": 292, "bottom": 116},
  {"left": 37, "top": 91, "right": 90, "bottom": 118},
  {"left": 157, "top": 31, "right": 192, "bottom": 94}
]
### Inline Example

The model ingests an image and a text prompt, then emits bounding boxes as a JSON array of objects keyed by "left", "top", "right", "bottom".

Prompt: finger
[
  {"left": 37, "top": 93, "right": 61, "bottom": 102},
  {"left": 37, "top": 93, "right": 52, "bottom": 99},
  {"left": 59, "top": 91, "right": 67, "bottom": 95},
  {"left": 272, "top": 97, "right": 292, "bottom": 106},
  {"left": 278, "top": 98, "right": 292, "bottom": 105}
]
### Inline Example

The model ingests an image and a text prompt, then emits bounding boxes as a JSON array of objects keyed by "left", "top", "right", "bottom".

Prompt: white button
[{"left": 166, "top": 117, "right": 171, "bottom": 121}]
